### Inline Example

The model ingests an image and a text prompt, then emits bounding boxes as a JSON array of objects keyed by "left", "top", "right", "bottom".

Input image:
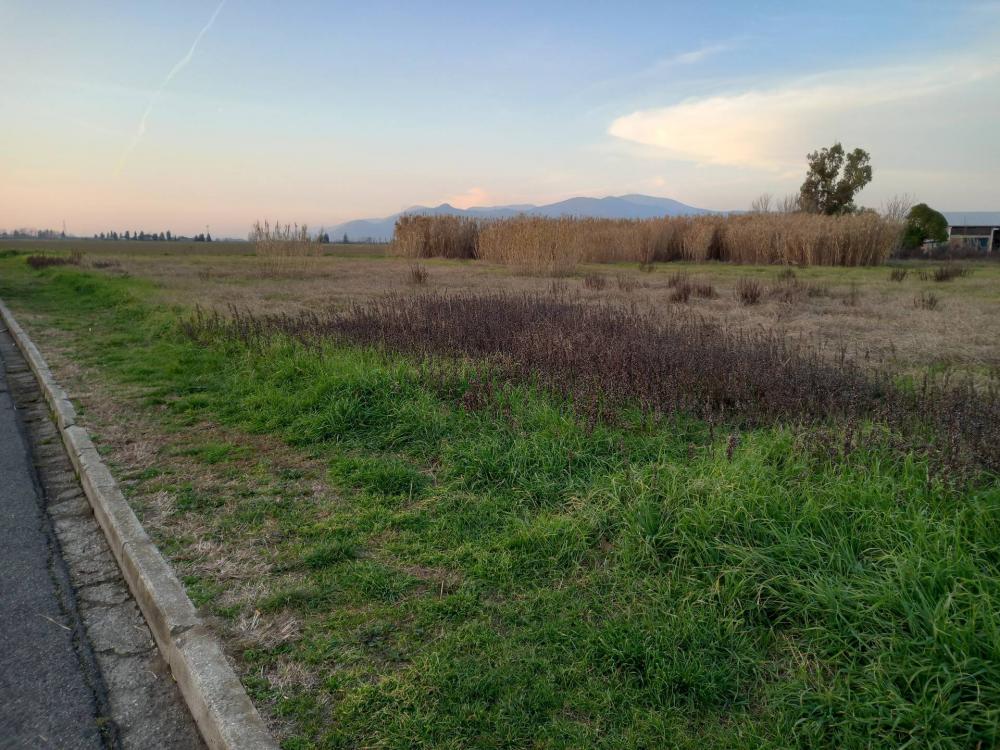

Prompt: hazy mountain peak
[{"left": 329, "top": 194, "right": 717, "bottom": 242}]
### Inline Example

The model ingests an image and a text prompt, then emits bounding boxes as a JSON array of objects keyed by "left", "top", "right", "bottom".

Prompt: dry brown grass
[
  {"left": 735, "top": 278, "right": 763, "bottom": 306},
  {"left": 69, "top": 249, "right": 1000, "bottom": 380},
  {"left": 408, "top": 263, "right": 429, "bottom": 285},
  {"left": 391, "top": 212, "right": 902, "bottom": 274}
]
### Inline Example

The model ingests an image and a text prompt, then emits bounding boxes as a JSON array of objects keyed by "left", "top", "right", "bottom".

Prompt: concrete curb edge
[{"left": 0, "top": 300, "right": 277, "bottom": 750}]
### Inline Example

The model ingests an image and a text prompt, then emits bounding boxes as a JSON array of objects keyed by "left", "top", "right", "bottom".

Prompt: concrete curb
[{"left": 0, "top": 301, "right": 277, "bottom": 750}]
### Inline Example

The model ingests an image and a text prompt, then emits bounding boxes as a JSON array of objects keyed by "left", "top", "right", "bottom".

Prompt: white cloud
[
  {"left": 608, "top": 53, "right": 1000, "bottom": 172},
  {"left": 445, "top": 186, "right": 493, "bottom": 209}
]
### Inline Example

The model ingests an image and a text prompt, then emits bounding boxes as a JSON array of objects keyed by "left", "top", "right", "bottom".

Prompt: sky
[{"left": 2, "top": 0, "right": 998, "bottom": 237}]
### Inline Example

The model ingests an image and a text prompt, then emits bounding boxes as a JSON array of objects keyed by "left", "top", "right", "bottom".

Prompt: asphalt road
[{"left": 0, "top": 357, "right": 108, "bottom": 748}]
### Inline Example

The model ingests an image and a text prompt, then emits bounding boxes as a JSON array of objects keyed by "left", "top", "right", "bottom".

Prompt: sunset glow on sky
[{"left": 2, "top": 1, "right": 998, "bottom": 237}]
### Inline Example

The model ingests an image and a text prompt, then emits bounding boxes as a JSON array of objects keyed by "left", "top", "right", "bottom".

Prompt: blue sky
[{"left": 2, "top": 0, "right": 998, "bottom": 236}]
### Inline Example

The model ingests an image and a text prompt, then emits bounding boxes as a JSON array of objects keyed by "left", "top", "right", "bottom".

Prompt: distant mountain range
[{"left": 327, "top": 194, "right": 719, "bottom": 242}]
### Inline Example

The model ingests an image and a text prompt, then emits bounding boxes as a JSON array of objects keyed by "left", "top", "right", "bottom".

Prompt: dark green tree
[
  {"left": 902, "top": 203, "right": 948, "bottom": 249},
  {"left": 799, "top": 143, "right": 872, "bottom": 215}
]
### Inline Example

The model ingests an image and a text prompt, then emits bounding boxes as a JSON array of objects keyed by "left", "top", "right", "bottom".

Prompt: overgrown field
[
  {"left": 5, "top": 242, "right": 999, "bottom": 384},
  {"left": 0, "top": 238, "right": 385, "bottom": 258},
  {"left": 393, "top": 213, "right": 902, "bottom": 273},
  {"left": 2, "top": 254, "right": 999, "bottom": 749}
]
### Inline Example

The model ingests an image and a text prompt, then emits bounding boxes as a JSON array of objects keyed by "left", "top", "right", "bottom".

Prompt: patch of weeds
[
  {"left": 174, "top": 482, "right": 223, "bottom": 512},
  {"left": 923, "top": 265, "right": 972, "bottom": 282},
  {"left": 178, "top": 441, "right": 251, "bottom": 464},
  {"left": 915, "top": 291, "right": 941, "bottom": 310},
  {"left": 842, "top": 282, "right": 860, "bottom": 306},
  {"left": 693, "top": 281, "right": 716, "bottom": 298},
  {"left": 183, "top": 574, "right": 224, "bottom": 609},
  {"left": 408, "top": 263, "right": 428, "bottom": 285},
  {"left": 668, "top": 280, "right": 692, "bottom": 303},
  {"left": 259, "top": 585, "right": 330, "bottom": 613},
  {"left": 616, "top": 273, "right": 639, "bottom": 292},
  {"left": 303, "top": 533, "right": 360, "bottom": 569},
  {"left": 329, "top": 454, "right": 429, "bottom": 498},
  {"left": 133, "top": 466, "right": 165, "bottom": 482},
  {"left": 473, "top": 512, "right": 596, "bottom": 584},
  {"left": 735, "top": 277, "right": 762, "bottom": 305},
  {"left": 337, "top": 560, "right": 418, "bottom": 603}
]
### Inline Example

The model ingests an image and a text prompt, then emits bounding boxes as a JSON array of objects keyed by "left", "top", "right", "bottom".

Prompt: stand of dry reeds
[
  {"left": 251, "top": 220, "right": 323, "bottom": 277},
  {"left": 391, "top": 212, "right": 902, "bottom": 273}
]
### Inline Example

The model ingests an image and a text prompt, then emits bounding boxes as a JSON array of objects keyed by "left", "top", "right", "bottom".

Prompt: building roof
[{"left": 943, "top": 212, "right": 1000, "bottom": 227}]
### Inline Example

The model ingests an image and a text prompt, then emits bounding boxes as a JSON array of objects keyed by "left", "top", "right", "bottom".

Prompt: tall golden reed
[
  {"left": 250, "top": 220, "right": 323, "bottom": 276},
  {"left": 391, "top": 212, "right": 902, "bottom": 273}
]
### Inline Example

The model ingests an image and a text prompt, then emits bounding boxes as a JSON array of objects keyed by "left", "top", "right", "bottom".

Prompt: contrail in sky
[{"left": 117, "top": 0, "right": 227, "bottom": 173}]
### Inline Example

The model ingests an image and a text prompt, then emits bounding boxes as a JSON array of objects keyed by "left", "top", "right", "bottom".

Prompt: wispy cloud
[
  {"left": 574, "top": 40, "right": 736, "bottom": 116},
  {"left": 657, "top": 42, "right": 730, "bottom": 68},
  {"left": 608, "top": 52, "right": 1000, "bottom": 172},
  {"left": 117, "top": 0, "right": 227, "bottom": 172}
]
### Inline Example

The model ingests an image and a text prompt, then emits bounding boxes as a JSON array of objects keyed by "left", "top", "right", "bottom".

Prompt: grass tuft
[{"left": 735, "top": 278, "right": 762, "bottom": 306}]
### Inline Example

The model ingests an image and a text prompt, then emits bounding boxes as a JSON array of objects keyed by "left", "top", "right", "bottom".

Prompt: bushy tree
[
  {"left": 902, "top": 203, "right": 948, "bottom": 249},
  {"left": 799, "top": 143, "right": 872, "bottom": 215}
]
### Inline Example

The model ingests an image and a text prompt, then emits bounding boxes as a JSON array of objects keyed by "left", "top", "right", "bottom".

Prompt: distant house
[{"left": 943, "top": 212, "right": 1000, "bottom": 253}]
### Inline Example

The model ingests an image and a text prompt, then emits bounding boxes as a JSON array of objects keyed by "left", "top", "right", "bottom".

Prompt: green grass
[{"left": 2, "top": 257, "right": 998, "bottom": 749}]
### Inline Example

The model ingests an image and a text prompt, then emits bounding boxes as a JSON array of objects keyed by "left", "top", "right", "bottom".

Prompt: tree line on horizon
[
  {"left": 0, "top": 227, "right": 216, "bottom": 242},
  {"left": 92, "top": 229, "right": 212, "bottom": 242}
]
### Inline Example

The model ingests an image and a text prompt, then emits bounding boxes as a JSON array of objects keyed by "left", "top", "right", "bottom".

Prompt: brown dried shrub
[
  {"left": 665, "top": 271, "right": 689, "bottom": 288},
  {"left": 668, "top": 282, "right": 692, "bottom": 303},
  {"left": 26, "top": 251, "right": 82, "bottom": 269},
  {"left": 735, "top": 278, "right": 762, "bottom": 306},
  {"left": 185, "top": 293, "right": 1000, "bottom": 473},
  {"left": 915, "top": 291, "right": 940, "bottom": 310},
  {"left": 692, "top": 282, "right": 716, "bottom": 298},
  {"left": 616, "top": 274, "right": 639, "bottom": 293},
  {"left": 408, "top": 263, "right": 429, "bottom": 285}
]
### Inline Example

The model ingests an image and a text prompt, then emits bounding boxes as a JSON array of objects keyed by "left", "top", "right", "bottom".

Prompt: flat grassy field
[
  {"left": 0, "top": 238, "right": 386, "bottom": 258},
  {"left": 1, "top": 248, "right": 998, "bottom": 749}
]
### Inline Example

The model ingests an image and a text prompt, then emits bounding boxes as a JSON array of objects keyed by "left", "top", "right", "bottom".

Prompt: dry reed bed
[
  {"left": 186, "top": 293, "right": 998, "bottom": 475},
  {"left": 392, "top": 213, "right": 902, "bottom": 273},
  {"left": 250, "top": 220, "right": 323, "bottom": 276}
]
